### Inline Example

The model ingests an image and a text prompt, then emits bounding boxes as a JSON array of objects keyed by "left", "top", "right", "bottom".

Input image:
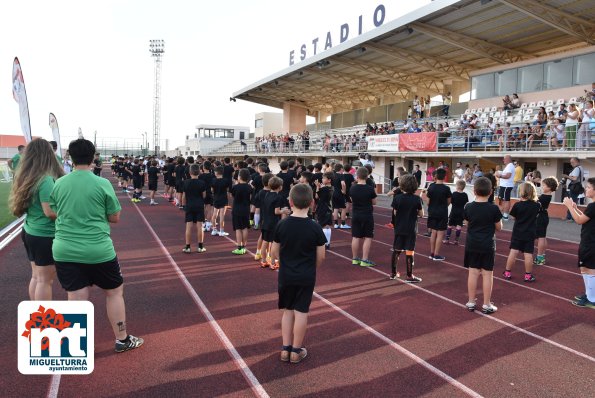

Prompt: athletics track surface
[{"left": 1, "top": 175, "right": 594, "bottom": 398}]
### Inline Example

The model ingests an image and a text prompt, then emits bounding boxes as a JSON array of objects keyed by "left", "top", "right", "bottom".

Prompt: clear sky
[{"left": 1, "top": 0, "right": 431, "bottom": 149}]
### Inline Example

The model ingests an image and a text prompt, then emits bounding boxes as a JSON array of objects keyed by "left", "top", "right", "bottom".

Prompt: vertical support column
[{"left": 283, "top": 103, "right": 306, "bottom": 134}]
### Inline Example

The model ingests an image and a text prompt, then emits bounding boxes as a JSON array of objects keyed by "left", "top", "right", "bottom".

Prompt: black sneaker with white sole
[{"left": 115, "top": 335, "right": 144, "bottom": 353}]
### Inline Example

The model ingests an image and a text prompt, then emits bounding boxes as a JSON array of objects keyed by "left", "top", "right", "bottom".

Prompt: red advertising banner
[{"left": 399, "top": 132, "right": 437, "bottom": 152}]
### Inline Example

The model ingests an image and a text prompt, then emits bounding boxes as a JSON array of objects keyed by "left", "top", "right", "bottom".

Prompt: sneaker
[
  {"left": 218, "top": 231, "right": 229, "bottom": 237},
  {"left": 502, "top": 216, "right": 509, "bottom": 221},
  {"left": 280, "top": 346, "right": 292, "bottom": 362},
  {"left": 359, "top": 259, "right": 376, "bottom": 267},
  {"left": 254, "top": 253, "right": 262, "bottom": 261},
  {"left": 352, "top": 258, "right": 361, "bottom": 266},
  {"left": 385, "top": 223, "right": 394, "bottom": 228},
  {"left": 290, "top": 347, "right": 308, "bottom": 364},
  {"left": 572, "top": 296, "right": 595, "bottom": 308},
  {"left": 150, "top": 201, "right": 158, "bottom": 206},
  {"left": 115, "top": 335, "right": 144, "bottom": 353},
  {"left": 534, "top": 257, "right": 545, "bottom": 266},
  {"left": 405, "top": 276, "right": 422, "bottom": 283},
  {"left": 389, "top": 272, "right": 400, "bottom": 280},
  {"left": 574, "top": 293, "right": 587, "bottom": 301},
  {"left": 250, "top": 219, "right": 254, "bottom": 227},
  {"left": 423, "top": 232, "right": 432, "bottom": 237},
  {"left": 502, "top": 270, "right": 512, "bottom": 280},
  {"left": 442, "top": 239, "right": 450, "bottom": 245},
  {"left": 232, "top": 248, "right": 246, "bottom": 255},
  {"left": 260, "top": 260, "right": 269, "bottom": 268},
  {"left": 340, "top": 224, "right": 351, "bottom": 229},
  {"left": 211, "top": 229, "right": 219, "bottom": 236},
  {"left": 270, "top": 260, "right": 279, "bottom": 270},
  {"left": 465, "top": 299, "right": 476, "bottom": 312},
  {"left": 182, "top": 246, "right": 191, "bottom": 253},
  {"left": 139, "top": 195, "right": 146, "bottom": 199},
  {"left": 524, "top": 273, "right": 536, "bottom": 282},
  {"left": 481, "top": 303, "right": 498, "bottom": 314},
  {"left": 432, "top": 255, "right": 445, "bottom": 261},
  {"left": 197, "top": 247, "right": 206, "bottom": 253},
  {"left": 333, "top": 224, "right": 339, "bottom": 229}
]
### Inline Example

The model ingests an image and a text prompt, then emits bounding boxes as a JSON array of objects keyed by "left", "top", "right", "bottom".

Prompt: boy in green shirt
[
  {"left": 50, "top": 138, "right": 143, "bottom": 353},
  {"left": 8, "top": 145, "right": 24, "bottom": 174}
]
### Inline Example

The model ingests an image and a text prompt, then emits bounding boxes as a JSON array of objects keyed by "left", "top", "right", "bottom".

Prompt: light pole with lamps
[{"left": 141, "top": 132, "right": 146, "bottom": 156}]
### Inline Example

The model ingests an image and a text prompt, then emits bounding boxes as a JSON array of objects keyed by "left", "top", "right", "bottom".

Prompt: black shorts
[
  {"left": 536, "top": 214, "right": 549, "bottom": 238},
  {"left": 344, "top": 194, "right": 352, "bottom": 203},
  {"left": 317, "top": 212, "right": 333, "bottom": 228},
  {"left": 204, "top": 195, "right": 214, "bottom": 206},
  {"left": 498, "top": 186, "right": 513, "bottom": 201},
  {"left": 55, "top": 257, "right": 123, "bottom": 291},
  {"left": 427, "top": 216, "right": 448, "bottom": 231},
  {"left": 351, "top": 215, "right": 374, "bottom": 238},
  {"left": 122, "top": 174, "right": 130, "bottom": 181},
  {"left": 332, "top": 194, "right": 346, "bottom": 210},
  {"left": 148, "top": 180, "right": 158, "bottom": 191},
  {"left": 393, "top": 233, "right": 416, "bottom": 251},
  {"left": 510, "top": 238, "right": 534, "bottom": 254},
  {"left": 262, "top": 228, "right": 275, "bottom": 243},
  {"left": 185, "top": 210, "right": 205, "bottom": 223},
  {"left": 176, "top": 181, "right": 184, "bottom": 193},
  {"left": 168, "top": 177, "right": 176, "bottom": 187},
  {"left": 464, "top": 250, "right": 495, "bottom": 271},
  {"left": 578, "top": 255, "right": 595, "bottom": 269},
  {"left": 278, "top": 283, "right": 315, "bottom": 313},
  {"left": 214, "top": 198, "right": 228, "bottom": 209},
  {"left": 232, "top": 213, "right": 250, "bottom": 230},
  {"left": 448, "top": 215, "right": 464, "bottom": 227},
  {"left": 21, "top": 231, "right": 54, "bottom": 266}
]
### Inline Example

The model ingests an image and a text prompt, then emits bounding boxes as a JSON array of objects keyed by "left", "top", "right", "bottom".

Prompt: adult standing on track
[
  {"left": 512, "top": 160, "right": 523, "bottom": 198},
  {"left": 495, "top": 155, "right": 515, "bottom": 221},
  {"left": 50, "top": 138, "right": 143, "bottom": 353},
  {"left": 562, "top": 157, "right": 584, "bottom": 222},
  {"left": 9, "top": 139, "right": 64, "bottom": 300}
]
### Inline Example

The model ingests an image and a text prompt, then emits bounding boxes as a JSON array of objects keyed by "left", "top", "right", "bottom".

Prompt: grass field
[{"left": 0, "top": 182, "right": 16, "bottom": 230}]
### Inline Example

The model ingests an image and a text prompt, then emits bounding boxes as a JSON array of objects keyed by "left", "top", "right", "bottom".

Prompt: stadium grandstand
[{"left": 214, "top": 0, "right": 594, "bottom": 200}]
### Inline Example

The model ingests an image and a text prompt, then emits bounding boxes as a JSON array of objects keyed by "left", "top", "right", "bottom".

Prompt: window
[
  {"left": 517, "top": 64, "right": 543, "bottom": 93},
  {"left": 471, "top": 73, "right": 494, "bottom": 100},
  {"left": 494, "top": 69, "right": 517, "bottom": 97},
  {"left": 573, "top": 52, "right": 595, "bottom": 85},
  {"left": 255, "top": 119, "right": 263, "bottom": 128},
  {"left": 544, "top": 58, "right": 572, "bottom": 90}
]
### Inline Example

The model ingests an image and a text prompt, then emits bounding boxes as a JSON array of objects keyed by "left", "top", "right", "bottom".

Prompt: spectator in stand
[
  {"left": 511, "top": 93, "right": 520, "bottom": 109},
  {"left": 424, "top": 95, "right": 431, "bottom": 118},
  {"left": 442, "top": 91, "right": 452, "bottom": 116},
  {"left": 549, "top": 118, "right": 567, "bottom": 151},
  {"left": 565, "top": 103, "right": 579, "bottom": 150},
  {"left": 527, "top": 126, "right": 546, "bottom": 150},
  {"left": 407, "top": 105, "right": 413, "bottom": 119},
  {"left": 413, "top": 96, "right": 420, "bottom": 118},
  {"left": 502, "top": 95, "right": 513, "bottom": 111},
  {"left": 577, "top": 101, "right": 593, "bottom": 149},
  {"left": 557, "top": 103, "right": 568, "bottom": 120},
  {"left": 584, "top": 82, "right": 595, "bottom": 101}
]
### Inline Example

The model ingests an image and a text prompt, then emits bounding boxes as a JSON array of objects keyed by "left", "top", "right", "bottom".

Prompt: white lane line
[
  {"left": 335, "top": 227, "right": 573, "bottom": 302},
  {"left": 228, "top": 239, "right": 484, "bottom": 398},
  {"left": 327, "top": 248, "right": 595, "bottom": 364},
  {"left": 133, "top": 203, "right": 269, "bottom": 398},
  {"left": 46, "top": 375, "right": 61, "bottom": 398}
]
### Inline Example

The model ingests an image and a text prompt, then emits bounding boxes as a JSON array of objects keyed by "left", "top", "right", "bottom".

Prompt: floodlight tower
[{"left": 149, "top": 39, "right": 165, "bottom": 155}]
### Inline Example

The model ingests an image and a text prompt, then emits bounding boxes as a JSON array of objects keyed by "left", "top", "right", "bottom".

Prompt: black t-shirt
[
  {"left": 450, "top": 191, "right": 469, "bottom": 218},
  {"left": 261, "top": 191, "right": 282, "bottom": 230},
  {"left": 392, "top": 193, "right": 422, "bottom": 235},
  {"left": 253, "top": 188, "right": 269, "bottom": 209},
  {"left": 274, "top": 216, "right": 327, "bottom": 286},
  {"left": 349, "top": 184, "right": 377, "bottom": 217},
  {"left": 230, "top": 183, "right": 252, "bottom": 216},
  {"left": 510, "top": 200, "right": 541, "bottom": 240},
  {"left": 211, "top": 178, "right": 228, "bottom": 202},
  {"left": 251, "top": 173, "right": 263, "bottom": 194},
  {"left": 366, "top": 177, "right": 375, "bottom": 189},
  {"left": 315, "top": 186, "right": 333, "bottom": 215},
  {"left": 413, "top": 170, "right": 422, "bottom": 186},
  {"left": 580, "top": 203, "right": 595, "bottom": 260},
  {"left": 343, "top": 173, "right": 355, "bottom": 197},
  {"left": 174, "top": 165, "right": 185, "bottom": 182},
  {"left": 332, "top": 173, "right": 344, "bottom": 197},
  {"left": 313, "top": 172, "right": 323, "bottom": 184},
  {"left": 223, "top": 164, "right": 234, "bottom": 182},
  {"left": 131, "top": 164, "right": 142, "bottom": 178},
  {"left": 184, "top": 164, "right": 194, "bottom": 180},
  {"left": 427, "top": 183, "right": 452, "bottom": 218},
  {"left": 199, "top": 173, "right": 214, "bottom": 199},
  {"left": 167, "top": 163, "right": 176, "bottom": 179},
  {"left": 148, "top": 166, "right": 160, "bottom": 181},
  {"left": 183, "top": 179, "right": 206, "bottom": 211},
  {"left": 93, "top": 158, "right": 102, "bottom": 171},
  {"left": 464, "top": 201, "right": 502, "bottom": 252},
  {"left": 538, "top": 194, "right": 552, "bottom": 215},
  {"left": 277, "top": 171, "right": 294, "bottom": 196}
]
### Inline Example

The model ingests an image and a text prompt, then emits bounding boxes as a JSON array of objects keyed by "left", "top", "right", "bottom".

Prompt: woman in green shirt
[{"left": 9, "top": 139, "right": 64, "bottom": 300}]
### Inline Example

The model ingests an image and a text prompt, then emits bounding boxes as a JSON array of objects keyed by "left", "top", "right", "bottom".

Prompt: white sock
[
  {"left": 323, "top": 228, "right": 331, "bottom": 245},
  {"left": 254, "top": 213, "right": 260, "bottom": 226},
  {"left": 586, "top": 274, "right": 595, "bottom": 302}
]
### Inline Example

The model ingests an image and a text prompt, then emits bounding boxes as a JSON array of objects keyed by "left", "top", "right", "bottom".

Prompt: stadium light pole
[
  {"left": 149, "top": 39, "right": 165, "bottom": 156},
  {"left": 141, "top": 132, "right": 146, "bottom": 156}
]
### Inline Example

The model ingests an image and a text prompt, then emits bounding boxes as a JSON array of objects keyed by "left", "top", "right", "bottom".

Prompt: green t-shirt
[
  {"left": 11, "top": 153, "right": 21, "bottom": 170},
  {"left": 50, "top": 170, "right": 122, "bottom": 263},
  {"left": 23, "top": 176, "right": 55, "bottom": 237}
]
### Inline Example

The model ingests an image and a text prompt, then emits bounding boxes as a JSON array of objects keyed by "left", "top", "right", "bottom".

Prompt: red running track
[{"left": 1, "top": 176, "right": 594, "bottom": 397}]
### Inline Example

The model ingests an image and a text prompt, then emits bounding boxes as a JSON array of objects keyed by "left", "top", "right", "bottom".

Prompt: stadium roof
[{"left": 232, "top": 0, "right": 595, "bottom": 114}]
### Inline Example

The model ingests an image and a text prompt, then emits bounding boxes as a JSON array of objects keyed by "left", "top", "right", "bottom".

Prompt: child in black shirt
[
  {"left": 251, "top": 163, "right": 267, "bottom": 229},
  {"left": 147, "top": 160, "right": 161, "bottom": 206},
  {"left": 391, "top": 174, "right": 423, "bottom": 282},
  {"left": 423, "top": 168, "right": 451, "bottom": 261},
  {"left": 210, "top": 166, "right": 229, "bottom": 237},
  {"left": 131, "top": 159, "right": 144, "bottom": 203},
  {"left": 260, "top": 176, "right": 289, "bottom": 269},
  {"left": 182, "top": 164, "right": 206, "bottom": 253},
  {"left": 199, "top": 161, "right": 214, "bottom": 232},
  {"left": 253, "top": 173, "right": 273, "bottom": 262},
  {"left": 463, "top": 177, "right": 503, "bottom": 314},
  {"left": 343, "top": 165, "right": 355, "bottom": 218},
  {"left": 349, "top": 167, "right": 377, "bottom": 267},
  {"left": 314, "top": 172, "right": 334, "bottom": 249},
  {"left": 534, "top": 177, "right": 558, "bottom": 266},
  {"left": 503, "top": 182, "right": 541, "bottom": 282},
  {"left": 271, "top": 184, "right": 326, "bottom": 363},
  {"left": 563, "top": 177, "right": 595, "bottom": 308},
  {"left": 444, "top": 180, "right": 469, "bottom": 245},
  {"left": 174, "top": 157, "right": 186, "bottom": 208},
  {"left": 230, "top": 169, "right": 253, "bottom": 255},
  {"left": 332, "top": 164, "right": 349, "bottom": 229}
]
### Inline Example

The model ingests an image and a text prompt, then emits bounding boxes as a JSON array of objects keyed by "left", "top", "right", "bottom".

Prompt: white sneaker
[
  {"left": 218, "top": 231, "right": 229, "bottom": 236},
  {"left": 211, "top": 229, "right": 219, "bottom": 236},
  {"left": 150, "top": 201, "right": 158, "bottom": 206},
  {"left": 482, "top": 303, "right": 498, "bottom": 314},
  {"left": 140, "top": 195, "right": 146, "bottom": 199}
]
